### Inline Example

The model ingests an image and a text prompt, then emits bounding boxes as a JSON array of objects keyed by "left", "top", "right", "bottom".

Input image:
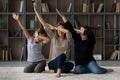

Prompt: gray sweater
[{"left": 43, "top": 24, "right": 72, "bottom": 62}]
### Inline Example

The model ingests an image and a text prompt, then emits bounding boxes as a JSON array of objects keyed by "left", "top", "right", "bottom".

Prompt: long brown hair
[
  {"left": 55, "top": 21, "right": 66, "bottom": 39},
  {"left": 80, "top": 25, "right": 90, "bottom": 30}
]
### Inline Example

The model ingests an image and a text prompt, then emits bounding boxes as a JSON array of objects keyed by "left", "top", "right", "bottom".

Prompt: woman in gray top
[
  {"left": 12, "top": 13, "right": 50, "bottom": 73},
  {"left": 33, "top": 2, "right": 74, "bottom": 77}
]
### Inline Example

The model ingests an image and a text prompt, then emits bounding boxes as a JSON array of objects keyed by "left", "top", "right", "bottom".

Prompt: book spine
[
  {"left": 45, "top": 3, "right": 49, "bottom": 12},
  {"left": 105, "top": 21, "right": 110, "bottom": 29},
  {"left": 30, "top": 20, "right": 35, "bottom": 29},
  {"left": 41, "top": 3, "right": 47, "bottom": 12},
  {"left": 111, "top": 0, "right": 117, "bottom": 12},
  {"left": 19, "top": 0, "right": 24, "bottom": 12},
  {"left": 5, "top": 50, "right": 8, "bottom": 61},
  {"left": 91, "top": 3, "right": 95, "bottom": 13},
  {"left": 67, "top": 3, "right": 72, "bottom": 12},
  {"left": 2, "top": 50, "right": 5, "bottom": 61},
  {"left": 9, "top": 48, "right": 12, "bottom": 61},
  {"left": 97, "top": 3, "right": 104, "bottom": 12},
  {"left": 83, "top": 3, "right": 87, "bottom": 13}
]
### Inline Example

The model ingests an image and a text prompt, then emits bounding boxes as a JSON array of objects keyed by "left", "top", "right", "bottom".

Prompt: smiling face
[{"left": 57, "top": 25, "right": 65, "bottom": 38}]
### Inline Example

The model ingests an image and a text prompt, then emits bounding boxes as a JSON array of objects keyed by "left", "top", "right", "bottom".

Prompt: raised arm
[
  {"left": 33, "top": 2, "right": 47, "bottom": 27},
  {"left": 56, "top": 8, "right": 68, "bottom": 23},
  {"left": 38, "top": 35, "right": 50, "bottom": 44},
  {"left": 55, "top": 26, "right": 69, "bottom": 33},
  {"left": 12, "top": 13, "right": 30, "bottom": 39}
]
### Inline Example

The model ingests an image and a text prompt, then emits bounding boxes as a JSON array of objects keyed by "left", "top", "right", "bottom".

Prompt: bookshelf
[{"left": 0, "top": 0, "right": 120, "bottom": 61}]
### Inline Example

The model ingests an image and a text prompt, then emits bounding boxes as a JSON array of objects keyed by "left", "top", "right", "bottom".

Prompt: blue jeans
[
  {"left": 48, "top": 54, "right": 74, "bottom": 73},
  {"left": 74, "top": 60, "right": 107, "bottom": 74}
]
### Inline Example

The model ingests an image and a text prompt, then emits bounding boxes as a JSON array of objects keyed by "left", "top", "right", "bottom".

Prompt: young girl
[
  {"left": 12, "top": 13, "right": 50, "bottom": 73},
  {"left": 33, "top": 2, "right": 74, "bottom": 77},
  {"left": 56, "top": 9, "right": 108, "bottom": 74}
]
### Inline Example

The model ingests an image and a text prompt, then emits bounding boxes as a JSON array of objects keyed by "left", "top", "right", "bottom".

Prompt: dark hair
[
  {"left": 35, "top": 28, "right": 47, "bottom": 37},
  {"left": 80, "top": 25, "right": 90, "bottom": 30}
]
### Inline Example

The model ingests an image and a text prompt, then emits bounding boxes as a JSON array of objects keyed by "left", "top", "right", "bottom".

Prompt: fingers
[{"left": 12, "top": 13, "right": 19, "bottom": 20}]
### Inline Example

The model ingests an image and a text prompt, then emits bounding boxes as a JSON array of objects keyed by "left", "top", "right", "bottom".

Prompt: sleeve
[
  {"left": 43, "top": 24, "right": 54, "bottom": 39},
  {"left": 63, "top": 21, "right": 79, "bottom": 40},
  {"left": 84, "top": 30, "right": 96, "bottom": 46}
]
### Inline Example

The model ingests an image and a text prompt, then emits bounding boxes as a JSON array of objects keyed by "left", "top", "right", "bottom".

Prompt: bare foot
[
  {"left": 55, "top": 73, "right": 61, "bottom": 78},
  {"left": 55, "top": 69, "right": 61, "bottom": 78}
]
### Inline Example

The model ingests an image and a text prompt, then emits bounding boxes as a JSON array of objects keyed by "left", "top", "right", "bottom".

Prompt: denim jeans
[
  {"left": 48, "top": 53, "right": 74, "bottom": 73},
  {"left": 74, "top": 60, "right": 107, "bottom": 74}
]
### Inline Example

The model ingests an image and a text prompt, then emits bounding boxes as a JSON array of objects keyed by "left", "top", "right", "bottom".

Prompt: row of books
[
  {"left": 1, "top": 0, "right": 120, "bottom": 13},
  {"left": 41, "top": 2, "right": 72, "bottom": 12},
  {"left": 83, "top": 3, "right": 104, "bottom": 13},
  {"left": 0, "top": 47, "right": 26, "bottom": 61},
  {"left": 1, "top": 49, "right": 12, "bottom": 61},
  {"left": 9, "top": 18, "right": 36, "bottom": 37},
  {"left": 110, "top": 50, "right": 120, "bottom": 60}
]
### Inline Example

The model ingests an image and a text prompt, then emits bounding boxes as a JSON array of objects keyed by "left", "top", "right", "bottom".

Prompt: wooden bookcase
[{"left": 0, "top": 0, "right": 120, "bottom": 61}]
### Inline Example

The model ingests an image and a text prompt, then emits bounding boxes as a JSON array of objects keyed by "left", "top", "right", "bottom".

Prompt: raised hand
[
  {"left": 56, "top": 8, "right": 68, "bottom": 22},
  {"left": 56, "top": 8, "right": 63, "bottom": 17},
  {"left": 33, "top": 2, "right": 38, "bottom": 12},
  {"left": 12, "top": 13, "right": 19, "bottom": 21}
]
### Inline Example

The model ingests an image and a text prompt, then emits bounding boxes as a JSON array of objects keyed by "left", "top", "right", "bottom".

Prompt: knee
[
  {"left": 23, "top": 67, "right": 32, "bottom": 73},
  {"left": 59, "top": 54, "right": 66, "bottom": 59},
  {"left": 74, "top": 66, "right": 84, "bottom": 74}
]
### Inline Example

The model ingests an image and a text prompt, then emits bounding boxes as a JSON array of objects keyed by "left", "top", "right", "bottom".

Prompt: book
[
  {"left": 116, "top": 2, "right": 120, "bottom": 13},
  {"left": 2, "top": 50, "right": 5, "bottom": 61},
  {"left": 97, "top": 3, "right": 104, "bottom": 12},
  {"left": 105, "top": 21, "right": 110, "bottom": 29},
  {"left": 90, "top": 0, "right": 95, "bottom": 12},
  {"left": 9, "top": 48, "right": 12, "bottom": 60},
  {"left": 83, "top": 3, "right": 88, "bottom": 13},
  {"left": 15, "top": 29, "right": 23, "bottom": 37},
  {"left": 90, "top": 2, "right": 95, "bottom": 12},
  {"left": 41, "top": 2, "right": 49, "bottom": 12},
  {"left": 19, "top": 0, "right": 24, "bottom": 12},
  {"left": 4, "top": 2, "right": 8, "bottom": 12},
  {"left": 111, "top": 0, "right": 117, "bottom": 12},
  {"left": 45, "top": 3, "right": 49, "bottom": 12},
  {"left": 67, "top": 3, "right": 72, "bottom": 12},
  {"left": 5, "top": 50, "right": 8, "bottom": 61},
  {"left": 110, "top": 50, "right": 120, "bottom": 60},
  {"left": 30, "top": 20, "right": 35, "bottom": 29},
  {"left": 93, "top": 54, "right": 102, "bottom": 60},
  {"left": 111, "top": 35, "right": 119, "bottom": 44}
]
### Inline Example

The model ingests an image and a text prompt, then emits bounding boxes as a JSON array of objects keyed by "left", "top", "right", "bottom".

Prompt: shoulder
[{"left": 27, "top": 37, "right": 34, "bottom": 43}]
